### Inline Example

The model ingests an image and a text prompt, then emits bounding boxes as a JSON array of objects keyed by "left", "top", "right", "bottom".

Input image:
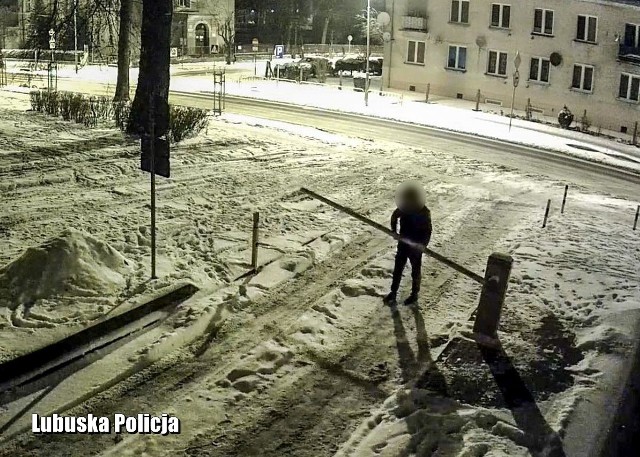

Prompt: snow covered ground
[
  {"left": 0, "top": 89, "right": 639, "bottom": 456},
  {"left": 4, "top": 61, "right": 640, "bottom": 174}
]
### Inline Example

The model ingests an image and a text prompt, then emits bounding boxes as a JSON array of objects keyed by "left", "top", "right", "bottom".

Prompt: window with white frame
[
  {"left": 491, "top": 4, "right": 511, "bottom": 28},
  {"left": 447, "top": 45, "right": 467, "bottom": 70},
  {"left": 576, "top": 15, "right": 597, "bottom": 43},
  {"left": 450, "top": 0, "right": 470, "bottom": 24},
  {"left": 407, "top": 40, "right": 426, "bottom": 64},
  {"left": 533, "top": 8, "right": 554, "bottom": 35},
  {"left": 572, "top": 64, "right": 594, "bottom": 92},
  {"left": 624, "top": 24, "right": 640, "bottom": 48},
  {"left": 177, "top": 0, "right": 191, "bottom": 8},
  {"left": 487, "top": 50, "right": 508, "bottom": 76},
  {"left": 529, "top": 57, "right": 550, "bottom": 82},
  {"left": 619, "top": 73, "right": 640, "bottom": 101}
]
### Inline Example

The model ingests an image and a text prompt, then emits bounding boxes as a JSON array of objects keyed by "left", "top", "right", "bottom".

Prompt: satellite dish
[
  {"left": 383, "top": 32, "right": 391, "bottom": 43},
  {"left": 550, "top": 52, "right": 562, "bottom": 66},
  {"left": 475, "top": 36, "right": 487, "bottom": 48},
  {"left": 377, "top": 12, "right": 391, "bottom": 27}
]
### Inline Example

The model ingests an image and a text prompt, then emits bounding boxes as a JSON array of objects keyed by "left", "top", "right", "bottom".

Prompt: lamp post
[
  {"left": 365, "top": 0, "right": 371, "bottom": 107},
  {"left": 74, "top": 0, "right": 78, "bottom": 73},
  {"left": 509, "top": 51, "right": 521, "bottom": 132}
]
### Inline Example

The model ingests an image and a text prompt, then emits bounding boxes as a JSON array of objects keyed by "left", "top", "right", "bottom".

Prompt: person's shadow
[{"left": 389, "top": 304, "right": 447, "bottom": 395}]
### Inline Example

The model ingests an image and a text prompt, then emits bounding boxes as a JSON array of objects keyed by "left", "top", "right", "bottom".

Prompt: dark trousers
[{"left": 390, "top": 243, "right": 422, "bottom": 294}]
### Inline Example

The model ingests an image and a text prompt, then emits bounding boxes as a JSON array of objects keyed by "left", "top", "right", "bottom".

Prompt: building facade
[
  {"left": 172, "top": 0, "right": 234, "bottom": 56},
  {"left": 385, "top": 0, "right": 640, "bottom": 133}
]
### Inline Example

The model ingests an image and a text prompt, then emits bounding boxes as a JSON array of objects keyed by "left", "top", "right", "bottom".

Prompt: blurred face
[{"left": 395, "top": 181, "right": 425, "bottom": 212}]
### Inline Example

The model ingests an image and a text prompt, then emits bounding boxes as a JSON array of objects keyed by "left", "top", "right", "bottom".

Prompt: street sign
[
  {"left": 513, "top": 70, "right": 520, "bottom": 88},
  {"left": 347, "top": 35, "right": 353, "bottom": 42},
  {"left": 141, "top": 137, "right": 170, "bottom": 178},
  {"left": 49, "top": 39, "right": 56, "bottom": 50},
  {"left": 252, "top": 38, "right": 259, "bottom": 45},
  {"left": 170, "top": 47, "right": 178, "bottom": 57},
  {"left": 49, "top": 29, "right": 55, "bottom": 37},
  {"left": 274, "top": 44, "right": 284, "bottom": 58}
]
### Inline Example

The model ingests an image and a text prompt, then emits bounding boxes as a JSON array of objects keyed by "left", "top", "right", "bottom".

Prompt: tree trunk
[
  {"left": 127, "top": 0, "right": 172, "bottom": 136},
  {"left": 320, "top": 17, "right": 330, "bottom": 45},
  {"left": 114, "top": 0, "right": 133, "bottom": 101}
]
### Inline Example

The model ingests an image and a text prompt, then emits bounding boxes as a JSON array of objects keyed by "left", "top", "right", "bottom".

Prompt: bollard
[
  {"left": 634, "top": 121, "right": 638, "bottom": 146},
  {"left": 473, "top": 253, "right": 513, "bottom": 342},
  {"left": 542, "top": 199, "right": 551, "bottom": 228},
  {"left": 561, "top": 185, "right": 569, "bottom": 214},
  {"left": 474, "top": 89, "right": 481, "bottom": 111},
  {"left": 634, "top": 205, "right": 639, "bottom": 231},
  {"left": 251, "top": 212, "right": 259, "bottom": 270},
  {"left": 425, "top": 83, "right": 431, "bottom": 103}
]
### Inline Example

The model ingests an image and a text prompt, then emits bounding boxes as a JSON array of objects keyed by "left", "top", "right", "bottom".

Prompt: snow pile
[{"left": 0, "top": 229, "right": 132, "bottom": 326}]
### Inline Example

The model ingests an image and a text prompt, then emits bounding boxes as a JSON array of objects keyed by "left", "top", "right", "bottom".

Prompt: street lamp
[
  {"left": 74, "top": 0, "right": 78, "bottom": 73},
  {"left": 365, "top": 0, "right": 371, "bottom": 107},
  {"left": 509, "top": 51, "right": 521, "bottom": 131}
]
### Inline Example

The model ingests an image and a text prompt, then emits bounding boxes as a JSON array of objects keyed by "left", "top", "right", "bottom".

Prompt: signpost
[
  {"left": 365, "top": 0, "right": 371, "bottom": 107},
  {"left": 140, "top": 97, "right": 171, "bottom": 279},
  {"left": 347, "top": 35, "right": 353, "bottom": 54},
  {"left": 48, "top": 29, "right": 56, "bottom": 92},
  {"left": 509, "top": 51, "right": 521, "bottom": 132}
]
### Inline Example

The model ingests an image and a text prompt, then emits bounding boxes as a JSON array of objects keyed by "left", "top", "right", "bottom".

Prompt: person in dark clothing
[{"left": 385, "top": 184, "right": 433, "bottom": 306}]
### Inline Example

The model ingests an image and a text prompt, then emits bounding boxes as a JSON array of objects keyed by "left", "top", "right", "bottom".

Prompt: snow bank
[{"left": 0, "top": 229, "right": 132, "bottom": 323}]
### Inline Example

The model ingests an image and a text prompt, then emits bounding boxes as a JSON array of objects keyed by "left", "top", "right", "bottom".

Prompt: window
[
  {"left": 491, "top": 4, "right": 511, "bottom": 28},
  {"left": 451, "top": 0, "right": 470, "bottom": 24},
  {"left": 177, "top": 0, "right": 191, "bottom": 7},
  {"left": 619, "top": 74, "right": 640, "bottom": 101},
  {"left": 447, "top": 45, "right": 467, "bottom": 70},
  {"left": 529, "top": 57, "right": 550, "bottom": 82},
  {"left": 572, "top": 64, "right": 594, "bottom": 92},
  {"left": 577, "top": 15, "right": 597, "bottom": 43},
  {"left": 407, "top": 40, "right": 426, "bottom": 64},
  {"left": 487, "top": 50, "right": 508, "bottom": 76},
  {"left": 624, "top": 24, "right": 640, "bottom": 48},
  {"left": 533, "top": 9, "right": 554, "bottom": 35}
]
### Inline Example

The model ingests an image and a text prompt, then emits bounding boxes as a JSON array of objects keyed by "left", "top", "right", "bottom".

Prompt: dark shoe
[
  {"left": 404, "top": 293, "right": 418, "bottom": 306},
  {"left": 383, "top": 292, "right": 397, "bottom": 305}
]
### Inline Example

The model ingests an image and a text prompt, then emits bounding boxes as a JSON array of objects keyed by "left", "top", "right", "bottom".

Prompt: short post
[
  {"left": 473, "top": 253, "right": 513, "bottom": 343},
  {"left": 339, "top": 72, "right": 343, "bottom": 90},
  {"left": 251, "top": 212, "right": 259, "bottom": 271},
  {"left": 474, "top": 89, "right": 481, "bottom": 111},
  {"left": 299, "top": 66, "right": 303, "bottom": 83},
  {"left": 633, "top": 121, "right": 638, "bottom": 146},
  {"left": 634, "top": 205, "right": 639, "bottom": 231},
  {"left": 425, "top": 83, "right": 431, "bottom": 103},
  {"left": 561, "top": 185, "right": 569, "bottom": 214},
  {"left": 542, "top": 199, "right": 551, "bottom": 228}
]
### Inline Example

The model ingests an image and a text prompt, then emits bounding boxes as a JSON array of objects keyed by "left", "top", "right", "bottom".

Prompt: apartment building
[
  {"left": 172, "top": 0, "right": 234, "bottom": 56},
  {"left": 385, "top": 0, "right": 640, "bottom": 133}
]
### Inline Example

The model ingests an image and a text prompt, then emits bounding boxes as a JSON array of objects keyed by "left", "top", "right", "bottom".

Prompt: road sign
[
  {"left": 274, "top": 44, "right": 284, "bottom": 58},
  {"left": 49, "top": 39, "right": 56, "bottom": 50},
  {"left": 252, "top": 38, "right": 259, "bottom": 45},
  {"left": 513, "top": 70, "right": 520, "bottom": 88},
  {"left": 347, "top": 35, "right": 353, "bottom": 42},
  {"left": 141, "top": 137, "right": 170, "bottom": 178},
  {"left": 49, "top": 29, "right": 55, "bottom": 37},
  {"left": 170, "top": 47, "right": 178, "bottom": 57}
]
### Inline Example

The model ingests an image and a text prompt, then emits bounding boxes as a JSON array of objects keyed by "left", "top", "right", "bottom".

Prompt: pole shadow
[{"left": 479, "top": 342, "right": 567, "bottom": 457}]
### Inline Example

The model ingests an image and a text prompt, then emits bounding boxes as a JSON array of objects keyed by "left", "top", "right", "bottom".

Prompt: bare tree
[
  {"left": 127, "top": 0, "right": 172, "bottom": 136},
  {"left": 114, "top": 0, "right": 133, "bottom": 101},
  {"left": 208, "top": 6, "right": 235, "bottom": 65}
]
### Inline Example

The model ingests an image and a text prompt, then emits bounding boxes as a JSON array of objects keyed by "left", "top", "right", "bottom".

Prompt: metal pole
[
  {"left": 251, "top": 212, "right": 259, "bottom": 270},
  {"left": 425, "top": 83, "right": 431, "bottom": 103},
  {"left": 74, "top": 0, "right": 78, "bottom": 73},
  {"left": 365, "top": 0, "right": 370, "bottom": 107},
  {"left": 634, "top": 205, "right": 639, "bottom": 231},
  {"left": 561, "top": 185, "right": 569, "bottom": 214},
  {"left": 149, "top": 97, "right": 157, "bottom": 279},
  {"left": 508, "top": 84, "right": 516, "bottom": 131},
  {"left": 542, "top": 199, "right": 551, "bottom": 228},
  {"left": 300, "top": 187, "right": 485, "bottom": 285},
  {"left": 474, "top": 89, "right": 481, "bottom": 111},
  {"left": 633, "top": 121, "right": 638, "bottom": 146}
]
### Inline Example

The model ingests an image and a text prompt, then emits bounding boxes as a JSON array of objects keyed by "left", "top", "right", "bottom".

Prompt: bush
[
  {"left": 29, "top": 90, "right": 44, "bottom": 112},
  {"left": 113, "top": 100, "right": 131, "bottom": 131},
  {"left": 169, "top": 106, "right": 209, "bottom": 142}
]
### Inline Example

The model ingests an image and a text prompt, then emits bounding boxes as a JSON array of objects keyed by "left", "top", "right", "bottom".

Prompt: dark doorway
[{"left": 195, "top": 23, "right": 210, "bottom": 56}]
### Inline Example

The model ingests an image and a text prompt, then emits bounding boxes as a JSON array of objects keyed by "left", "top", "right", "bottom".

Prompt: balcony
[
  {"left": 401, "top": 15, "right": 428, "bottom": 32},
  {"left": 619, "top": 44, "right": 640, "bottom": 64}
]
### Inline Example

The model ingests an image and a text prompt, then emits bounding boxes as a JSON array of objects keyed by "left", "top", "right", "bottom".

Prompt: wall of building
[{"left": 387, "top": 0, "right": 640, "bottom": 133}]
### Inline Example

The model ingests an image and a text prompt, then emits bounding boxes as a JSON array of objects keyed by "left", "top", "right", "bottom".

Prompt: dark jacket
[{"left": 391, "top": 206, "right": 432, "bottom": 245}]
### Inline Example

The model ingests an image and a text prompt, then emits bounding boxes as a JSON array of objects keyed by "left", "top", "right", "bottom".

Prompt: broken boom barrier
[{"left": 299, "top": 188, "right": 513, "bottom": 345}]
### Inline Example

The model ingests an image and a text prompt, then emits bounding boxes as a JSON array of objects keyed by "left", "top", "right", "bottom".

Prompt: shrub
[
  {"left": 58, "top": 92, "right": 74, "bottom": 120},
  {"left": 169, "top": 105, "right": 209, "bottom": 142},
  {"left": 43, "top": 91, "right": 59, "bottom": 116},
  {"left": 113, "top": 100, "right": 131, "bottom": 131},
  {"left": 29, "top": 90, "right": 44, "bottom": 112}
]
